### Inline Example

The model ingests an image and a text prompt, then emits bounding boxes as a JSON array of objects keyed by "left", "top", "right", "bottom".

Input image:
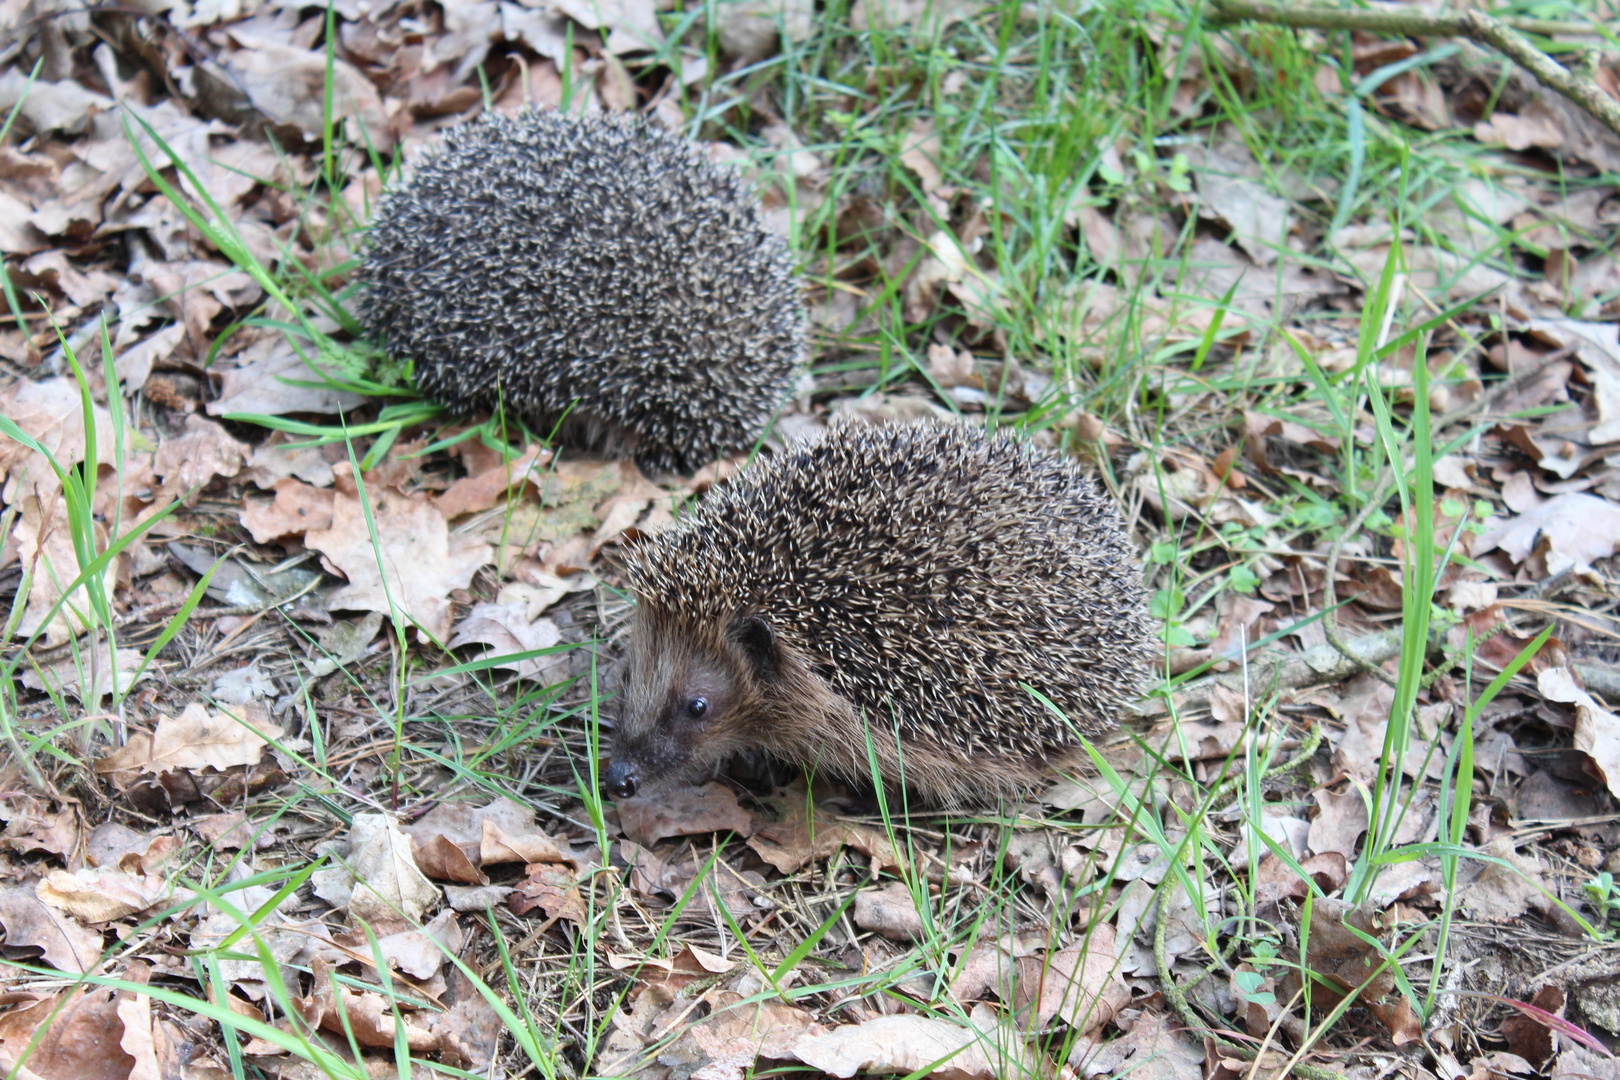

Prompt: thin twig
[{"left": 1208, "top": 0, "right": 1620, "bottom": 141}]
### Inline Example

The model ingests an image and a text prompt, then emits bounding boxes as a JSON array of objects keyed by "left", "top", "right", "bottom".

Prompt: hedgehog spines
[
  {"left": 613, "top": 417, "right": 1154, "bottom": 805},
  {"left": 359, "top": 109, "right": 806, "bottom": 474}
]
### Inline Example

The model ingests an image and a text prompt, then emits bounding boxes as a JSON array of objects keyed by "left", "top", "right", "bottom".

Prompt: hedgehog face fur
[
  {"left": 358, "top": 109, "right": 806, "bottom": 475},
  {"left": 605, "top": 417, "right": 1155, "bottom": 807}
]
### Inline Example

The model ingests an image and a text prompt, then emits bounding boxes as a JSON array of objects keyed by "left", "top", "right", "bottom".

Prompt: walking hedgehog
[{"left": 605, "top": 418, "right": 1154, "bottom": 806}]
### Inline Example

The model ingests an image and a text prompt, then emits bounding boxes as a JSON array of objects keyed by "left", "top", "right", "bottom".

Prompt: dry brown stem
[{"left": 1209, "top": 0, "right": 1620, "bottom": 141}]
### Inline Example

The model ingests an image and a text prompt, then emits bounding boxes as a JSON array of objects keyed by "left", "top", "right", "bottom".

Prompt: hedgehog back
[
  {"left": 626, "top": 420, "right": 1153, "bottom": 759},
  {"left": 359, "top": 111, "right": 805, "bottom": 473}
]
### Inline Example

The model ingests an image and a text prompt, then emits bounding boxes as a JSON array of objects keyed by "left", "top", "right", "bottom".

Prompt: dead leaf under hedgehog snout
[{"left": 601, "top": 416, "right": 1156, "bottom": 808}]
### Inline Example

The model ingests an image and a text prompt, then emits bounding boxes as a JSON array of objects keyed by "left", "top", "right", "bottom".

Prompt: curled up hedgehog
[
  {"left": 357, "top": 109, "right": 806, "bottom": 474},
  {"left": 604, "top": 418, "right": 1155, "bottom": 807}
]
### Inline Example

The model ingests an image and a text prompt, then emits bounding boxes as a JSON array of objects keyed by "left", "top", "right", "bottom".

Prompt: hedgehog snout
[{"left": 603, "top": 757, "right": 640, "bottom": 799}]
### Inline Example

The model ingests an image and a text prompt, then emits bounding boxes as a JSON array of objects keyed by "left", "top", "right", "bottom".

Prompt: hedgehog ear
[{"left": 729, "top": 615, "right": 778, "bottom": 680}]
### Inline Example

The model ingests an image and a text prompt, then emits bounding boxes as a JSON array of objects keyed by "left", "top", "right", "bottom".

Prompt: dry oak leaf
[
  {"left": 151, "top": 415, "right": 249, "bottom": 508},
  {"left": 669, "top": 992, "right": 818, "bottom": 1080},
  {"left": 1068, "top": 1010, "right": 1204, "bottom": 1078},
  {"left": 481, "top": 818, "right": 576, "bottom": 868},
  {"left": 1475, "top": 494, "right": 1620, "bottom": 576},
  {"left": 853, "top": 881, "right": 925, "bottom": 942},
  {"left": 509, "top": 863, "right": 588, "bottom": 926},
  {"left": 36, "top": 868, "right": 181, "bottom": 924},
  {"left": 791, "top": 1004, "right": 1024, "bottom": 1080},
  {"left": 435, "top": 445, "right": 552, "bottom": 520},
  {"left": 207, "top": 333, "right": 368, "bottom": 418},
  {"left": 219, "top": 38, "right": 394, "bottom": 150},
  {"left": 0, "top": 885, "right": 104, "bottom": 974},
  {"left": 617, "top": 781, "right": 753, "bottom": 847},
  {"left": 305, "top": 487, "right": 492, "bottom": 642},
  {"left": 297, "top": 956, "right": 439, "bottom": 1051},
  {"left": 1018, "top": 928, "right": 1129, "bottom": 1034},
  {"left": 1186, "top": 143, "right": 1292, "bottom": 267},
  {"left": 0, "top": 797, "right": 81, "bottom": 859},
  {"left": 0, "top": 377, "right": 116, "bottom": 506},
  {"left": 326, "top": 910, "right": 464, "bottom": 982},
  {"left": 240, "top": 432, "right": 335, "bottom": 489},
  {"left": 95, "top": 703, "right": 281, "bottom": 777},
  {"left": 401, "top": 796, "right": 540, "bottom": 866},
  {"left": 0, "top": 985, "right": 136, "bottom": 1080},
  {"left": 314, "top": 813, "right": 440, "bottom": 923},
  {"left": 746, "top": 805, "right": 906, "bottom": 875},
  {"left": 446, "top": 602, "right": 564, "bottom": 683}
]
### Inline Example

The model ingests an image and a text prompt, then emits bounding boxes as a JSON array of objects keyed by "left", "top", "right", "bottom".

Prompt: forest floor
[{"left": 2, "top": 0, "right": 1620, "bottom": 1078}]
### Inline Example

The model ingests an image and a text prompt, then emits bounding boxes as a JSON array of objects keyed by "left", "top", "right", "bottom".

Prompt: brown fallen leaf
[
  {"left": 852, "top": 881, "right": 924, "bottom": 942},
  {"left": 1186, "top": 143, "right": 1292, "bottom": 267},
  {"left": 297, "top": 957, "right": 438, "bottom": 1052},
  {"left": 305, "top": 486, "right": 492, "bottom": 642},
  {"left": 95, "top": 702, "right": 281, "bottom": 778},
  {"left": 218, "top": 38, "right": 394, "bottom": 150},
  {"left": 1067, "top": 1009, "right": 1204, "bottom": 1077},
  {"left": 0, "top": 985, "right": 134, "bottom": 1080},
  {"left": 617, "top": 782, "right": 753, "bottom": 847},
  {"left": 240, "top": 479, "right": 337, "bottom": 543},
  {"left": 206, "top": 332, "right": 368, "bottom": 417},
  {"left": 9, "top": 494, "right": 126, "bottom": 650},
  {"left": 1461, "top": 836, "right": 1550, "bottom": 923},
  {"left": 0, "top": 885, "right": 105, "bottom": 974},
  {"left": 435, "top": 446, "right": 552, "bottom": 520},
  {"left": 1015, "top": 926, "right": 1128, "bottom": 1034},
  {"left": 0, "top": 377, "right": 116, "bottom": 506},
  {"left": 509, "top": 864, "right": 588, "bottom": 927},
  {"left": 445, "top": 602, "right": 565, "bottom": 683},
  {"left": 1475, "top": 493, "right": 1620, "bottom": 575},
  {"left": 1, "top": 797, "right": 81, "bottom": 860},
  {"left": 36, "top": 868, "right": 179, "bottom": 924},
  {"left": 312, "top": 813, "right": 441, "bottom": 924},
  {"left": 149, "top": 415, "right": 248, "bottom": 508},
  {"left": 1537, "top": 664, "right": 1620, "bottom": 800},
  {"left": 791, "top": 1004, "right": 1024, "bottom": 1080}
]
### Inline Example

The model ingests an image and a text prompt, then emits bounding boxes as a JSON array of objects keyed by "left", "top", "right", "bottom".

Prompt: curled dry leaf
[
  {"left": 0, "top": 377, "right": 116, "bottom": 506},
  {"left": 10, "top": 494, "right": 127, "bottom": 651},
  {"left": 852, "top": 881, "right": 925, "bottom": 942},
  {"left": 95, "top": 702, "right": 281, "bottom": 778},
  {"left": 435, "top": 446, "right": 552, "bottom": 520},
  {"left": 1475, "top": 493, "right": 1620, "bottom": 576},
  {"left": 509, "top": 863, "right": 588, "bottom": 926},
  {"left": 1016, "top": 926, "right": 1128, "bottom": 1035},
  {"left": 0, "top": 885, "right": 105, "bottom": 974},
  {"left": 446, "top": 602, "right": 564, "bottom": 683},
  {"left": 36, "top": 867, "right": 181, "bottom": 924},
  {"left": 297, "top": 956, "right": 440, "bottom": 1052},
  {"left": 1537, "top": 665, "right": 1620, "bottom": 800},
  {"left": 149, "top": 415, "right": 248, "bottom": 507}
]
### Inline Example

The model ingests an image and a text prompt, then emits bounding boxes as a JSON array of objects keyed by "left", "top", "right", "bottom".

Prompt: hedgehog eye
[{"left": 686, "top": 697, "right": 709, "bottom": 719}]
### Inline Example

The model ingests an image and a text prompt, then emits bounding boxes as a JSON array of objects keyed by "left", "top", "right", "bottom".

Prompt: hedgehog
[
  {"left": 603, "top": 417, "right": 1155, "bottom": 807},
  {"left": 357, "top": 109, "right": 806, "bottom": 474}
]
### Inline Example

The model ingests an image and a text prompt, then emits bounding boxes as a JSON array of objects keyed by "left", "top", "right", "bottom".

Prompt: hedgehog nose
[{"left": 603, "top": 759, "right": 639, "bottom": 800}]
